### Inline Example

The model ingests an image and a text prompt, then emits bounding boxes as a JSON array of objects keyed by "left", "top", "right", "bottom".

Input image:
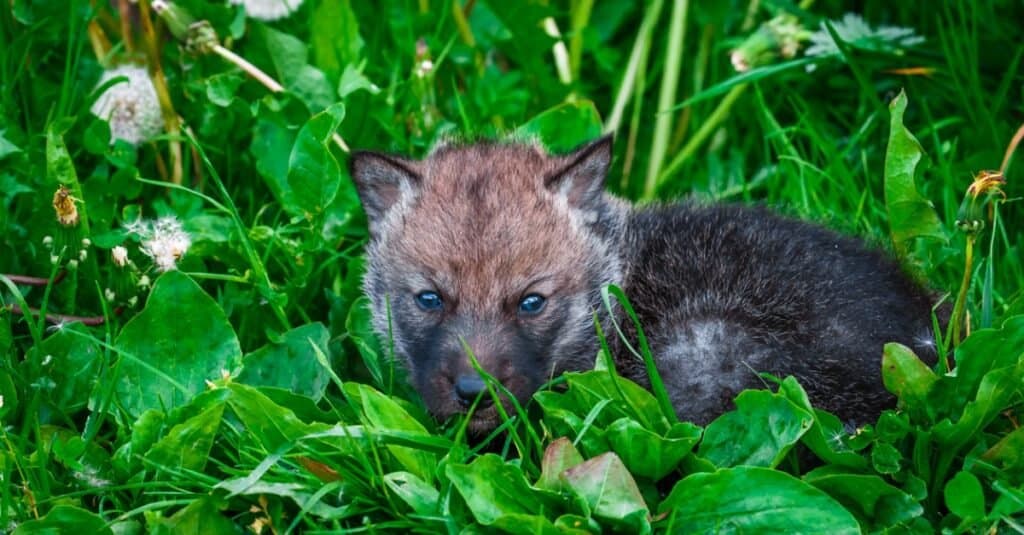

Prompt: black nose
[{"left": 454, "top": 375, "right": 492, "bottom": 408}]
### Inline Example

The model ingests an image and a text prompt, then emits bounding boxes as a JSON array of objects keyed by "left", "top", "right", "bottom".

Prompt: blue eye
[
  {"left": 415, "top": 291, "right": 443, "bottom": 311},
  {"left": 518, "top": 294, "right": 546, "bottom": 315}
]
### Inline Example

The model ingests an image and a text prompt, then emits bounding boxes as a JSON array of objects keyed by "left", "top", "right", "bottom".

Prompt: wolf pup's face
[{"left": 351, "top": 138, "right": 622, "bottom": 432}]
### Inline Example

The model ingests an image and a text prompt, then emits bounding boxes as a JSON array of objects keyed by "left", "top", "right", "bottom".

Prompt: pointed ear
[
  {"left": 350, "top": 152, "right": 422, "bottom": 236},
  {"left": 544, "top": 135, "right": 612, "bottom": 210}
]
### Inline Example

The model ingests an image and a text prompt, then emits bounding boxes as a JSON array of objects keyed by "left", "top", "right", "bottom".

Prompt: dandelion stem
[
  {"left": 2, "top": 271, "right": 68, "bottom": 287},
  {"left": 948, "top": 234, "right": 975, "bottom": 354},
  {"left": 7, "top": 304, "right": 118, "bottom": 326},
  {"left": 212, "top": 44, "right": 285, "bottom": 93}
]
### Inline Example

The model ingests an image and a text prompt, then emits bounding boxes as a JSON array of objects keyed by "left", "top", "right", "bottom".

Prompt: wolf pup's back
[{"left": 350, "top": 137, "right": 937, "bottom": 431}]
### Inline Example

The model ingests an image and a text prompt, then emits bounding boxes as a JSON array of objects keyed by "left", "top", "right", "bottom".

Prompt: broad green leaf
[
  {"left": 144, "top": 402, "right": 224, "bottom": 473},
  {"left": 606, "top": 418, "right": 700, "bottom": 480},
  {"left": 203, "top": 72, "right": 244, "bottom": 107},
  {"left": 562, "top": 452, "right": 651, "bottom": 533},
  {"left": 515, "top": 100, "right": 604, "bottom": 152},
  {"left": 13, "top": 505, "right": 113, "bottom": 535},
  {"left": 882, "top": 342, "right": 938, "bottom": 418},
  {"left": 951, "top": 315, "right": 1024, "bottom": 408},
  {"left": 944, "top": 471, "right": 985, "bottom": 524},
  {"left": 883, "top": 90, "right": 945, "bottom": 253},
  {"left": 311, "top": 0, "right": 363, "bottom": 79},
  {"left": 981, "top": 426, "right": 1024, "bottom": 476},
  {"left": 871, "top": 442, "right": 902, "bottom": 474},
  {"left": 659, "top": 467, "right": 860, "bottom": 534},
  {"left": 804, "top": 467, "right": 923, "bottom": 531},
  {"left": 559, "top": 371, "right": 669, "bottom": 434},
  {"left": 29, "top": 322, "right": 101, "bottom": 412},
  {"left": 354, "top": 384, "right": 437, "bottom": 482},
  {"left": 255, "top": 24, "right": 334, "bottom": 112},
  {"left": 0, "top": 129, "right": 22, "bottom": 160},
  {"left": 252, "top": 114, "right": 297, "bottom": 210},
  {"left": 537, "top": 437, "right": 585, "bottom": 492},
  {"left": 285, "top": 103, "right": 345, "bottom": 219},
  {"left": 147, "top": 496, "right": 235, "bottom": 535},
  {"left": 697, "top": 389, "right": 813, "bottom": 468},
  {"left": 777, "top": 377, "right": 867, "bottom": 469},
  {"left": 238, "top": 322, "right": 331, "bottom": 400},
  {"left": 337, "top": 63, "right": 380, "bottom": 99},
  {"left": 114, "top": 271, "right": 242, "bottom": 417},
  {"left": 446, "top": 454, "right": 560, "bottom": 535},
  {"left": 384, "top": 471, "right": 440, "bottom": 516},
  {"left": 226, "top": 382, "right": 328, "bottom": 452},
  {"left": 935, "top": 360, "right": 1024, "bottom": 449}
]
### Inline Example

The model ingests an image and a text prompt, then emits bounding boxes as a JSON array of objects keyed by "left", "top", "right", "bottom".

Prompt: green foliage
[{"left": 1, "top": 0, "right": 1022, "bottom": 532}]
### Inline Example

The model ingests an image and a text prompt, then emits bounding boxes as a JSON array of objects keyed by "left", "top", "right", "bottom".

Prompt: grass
[{"left": 1, "top": 0, "right": 1023, "bottom": 532}]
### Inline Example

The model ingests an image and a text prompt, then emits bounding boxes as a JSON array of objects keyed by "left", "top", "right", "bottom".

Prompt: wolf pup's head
[{"left": 350, "top": 137, "right": 624, "bottom": 432}]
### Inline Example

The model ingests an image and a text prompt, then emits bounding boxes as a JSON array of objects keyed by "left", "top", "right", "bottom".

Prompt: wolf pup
[{"left": 350, "top": 137, "right": 937, "bottom": 430}]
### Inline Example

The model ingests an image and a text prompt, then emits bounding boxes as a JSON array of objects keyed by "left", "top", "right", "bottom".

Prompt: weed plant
[{"left": 0, "top": 0, "right": 1022, "bottom": 533}]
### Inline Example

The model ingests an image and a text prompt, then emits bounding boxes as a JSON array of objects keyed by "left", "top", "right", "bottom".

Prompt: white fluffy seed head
[
  {"left": 230, "top": 0, "right": 303, "bottom": 21},
  {"left": 90, "top": 65, "right": 164, "bottom": 146}
]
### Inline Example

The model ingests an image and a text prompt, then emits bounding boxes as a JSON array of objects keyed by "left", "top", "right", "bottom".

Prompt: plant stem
[
  {"left": 212, "top": 45, "right": 285, "bottom": 93},
  {"left": 568, "top": 0, "right": 594, "bottom": 81},
  {"left": 643, "top": 0, "right": 689, "bottom": 201},
  {"left": 657, "top": 82, "right": 748, "bottom": 189},
  {"left": 948, "top": 234, "right": 975, "bottom": 355}
]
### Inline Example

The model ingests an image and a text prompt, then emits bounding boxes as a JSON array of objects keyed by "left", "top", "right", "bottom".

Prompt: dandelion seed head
[
  {"left": 90, "top": 65, "right": 163, "bottom": 146},
  {"left": 230, "top": 0, "right": 303, "bottom": 21}
]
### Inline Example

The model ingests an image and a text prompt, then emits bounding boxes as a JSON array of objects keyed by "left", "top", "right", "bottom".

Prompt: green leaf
[
  {"left": 337, "top": 63, "right": 380, "bottom": 99},
  {"left": 311, "top": 0, "right": 364, "bottom": 80},
  {"left": 776, "top": 377, "right": 868, "bottom": 469},
  {"left": 13, "top": 505, "right": 113, "bottom": 535},
  {"left": 944, "top": 471, "right": 985, "bottom": 524},
  {"left": 255, "top": 24, "right": 335, "bottom": 112},
  {"left": 871, "top": 442, "right": 902, "bottom": 474},
  {"left": 285, "top": 103, "right": 345, "bottom": 219},
  {"left": 697, "top": 389, "right": 814, "bottom": 468},
  {"left": 606, "top": 418, "right": 700, "bottom": 480},
  {"left": 515, "top": 100, "right": 604, "bottom": 152},
  {"left": 147, "top": 496, "right": 235, "bottom": 535},
  {"left": 203, "top": 72, "right": 244, "bottom": 107},
  {"left": 114, "top": 271, "right": 242, "bottom": 417},
  {"left": 446, "top": 454, "right": 559, "bottom": 535},
  {"left": 238, "top": 322, "right": 331, "bottom": 401},
  {"left": 934, "top": 360, "right": 1024, "bottom": 449},
  {"left": 383, "top": 471, "right": 440, "bottom": 516},
  {"left": 659, "top": 467, "right": 860, "bottom": 534},
  {"left": 562, "top": 452, "right": 651, "bottom": 533},
  {"left": 353, "top": 384, "right": 437, "bottom": 482},
  {"left": 144, "top": 402, "right": 224, "bottom": 473},
  {"left": 0, "top": 129, "right": 22, "bottom": 161},
  {"left": 226, "top": 382, "right": 326, "bottom": 452},
  {"left": 981, "top": 426, "right": 1024, "bottom": 477},
  {"left": 883, "top": 90, "right": 945, "bottom": 253},
  {"left": 882, "top": 342, "right": 938, "bottom": 418},
  {"left": 951, "top": 315, "right": 1024, "bottom": 409},
  {"left": 558, "top": 371, "right": 670, "bottom": 434},
  {"left": 804, "top": 467, "right": 923, "bottom": 531},
  {"left": 29, "top": 323, "right": 101, "bottom": 412}
]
